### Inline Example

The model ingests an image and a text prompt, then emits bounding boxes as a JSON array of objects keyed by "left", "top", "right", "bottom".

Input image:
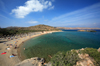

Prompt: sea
[{"left": 19, "top": 30, "right": 100, "bottom": 61}]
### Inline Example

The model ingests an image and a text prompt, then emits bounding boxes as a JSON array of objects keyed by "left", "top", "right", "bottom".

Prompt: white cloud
[
  {"left": 48, "top": 6, "right": 54, "bottom": 10},
  {"left": 48, "top": 2, "right": 52, "bottom": 6},
  {"left": 0, "top": 0, "right": 6, "bottom": 10},
  {"left": 52, "top": 0, "right": 55, "bottom": 2},
  {"left": 51, "top": 3, "right": 100, "bottom": 22},
  {"left": 28, "top": 21, "right": 38, "bottom": 24},
  {"left": 47, "top": 3, "right": 100, "bottom": 27},
  {"left": 0, "top": 0, "right": 9, "bottom": 14},
  {"left": 11, "top": 0, "right": 54, "bottom": 18},
  {"left": 0, "top": 14, "right": 10, "bottom": 19},
  {"left": 44, "top": 19, "right": 48, "bottom": 21}
]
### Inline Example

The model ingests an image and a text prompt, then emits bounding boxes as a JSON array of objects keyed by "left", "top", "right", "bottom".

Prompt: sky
[{"left": 0, "top": 0, "right": 100, "bottom": 28}]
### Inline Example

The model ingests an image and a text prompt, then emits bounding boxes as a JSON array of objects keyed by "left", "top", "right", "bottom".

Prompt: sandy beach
[{"left": 0, "top": 31, "right": 61, "bottom": 66}]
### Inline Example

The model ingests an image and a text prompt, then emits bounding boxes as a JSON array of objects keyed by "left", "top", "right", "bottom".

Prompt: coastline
[
  {"left": 17, "top": 32, "right": 49, "bottom": 61},
  {"left": 0, "top": 31, "right": 62, "bottom": 66},
  {"left": 17, "top": 31, "right": 62, "bottom": 61}
]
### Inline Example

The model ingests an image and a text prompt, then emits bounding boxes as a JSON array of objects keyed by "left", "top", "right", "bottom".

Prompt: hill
[
  {"left": 0, "top": 25, "right": 61, "bottom": 36},
  {"left": 28, "top": 25, "right": 60, "bottom": 31},
  {"left": 56, "top": 27, "right": 100, "bottom": 30},
  {"left": 6, "top": 25, "right": 60, "bottom": 31}
]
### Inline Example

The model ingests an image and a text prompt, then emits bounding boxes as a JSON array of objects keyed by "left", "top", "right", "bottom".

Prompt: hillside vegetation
[
  {"left": 16, "top": 48, "right": 100, "bottom": 66},
  {"left": 51, "top": 50, "right": 80, "bottom": 66},
  {"left": 28, "top": 25, "right": 59, "bottom": 31},
  {"left": 51, "top": 48, "right": 100, "bottom": 66},
  {"left": 0, "top": 25, "right": 60, "bottom": 36}
]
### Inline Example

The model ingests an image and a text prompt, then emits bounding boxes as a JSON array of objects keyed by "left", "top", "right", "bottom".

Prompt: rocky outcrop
[
  {"left": 75, "top": 48, "right": 95, "bottom": 66},
  {"left": 77, "top": 53, "right": 95, "bottom": 66},
  {"left": 6, "top": 24, "right": 61, "bottom": 31},
  {"left": 28, "top": 25, "right": 60, "bottom": 31},
  {"left": 15, "top": 48, "right": 100, "bottom": 66},
  {"left": 15, "top": 57, "right": 52, "bottom": 66},
  {"left": 98, "top": 48, "right": 100, "bottom": 52}
]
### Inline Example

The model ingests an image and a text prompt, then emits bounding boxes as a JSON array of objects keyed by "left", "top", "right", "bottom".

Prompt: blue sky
[{"left": 0, "top": 0, "right": 100, "bottom": 28}]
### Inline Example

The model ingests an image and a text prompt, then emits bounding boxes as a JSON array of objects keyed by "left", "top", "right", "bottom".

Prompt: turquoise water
[{"left": 19, "top": 31, "right": 100, "bottom": 61}]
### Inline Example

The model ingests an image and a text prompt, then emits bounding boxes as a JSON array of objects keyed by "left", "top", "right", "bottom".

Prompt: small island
[
  {"left": 86, "top": 30, "right": 96, "bottom": 32},
  {"left": 78, "top": 30, "right": 96, "bottom": 32}
]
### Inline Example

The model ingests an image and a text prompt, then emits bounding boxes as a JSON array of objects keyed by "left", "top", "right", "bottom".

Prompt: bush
[{"left": 51, "top": 50, "right": 80, "bottom": 66}]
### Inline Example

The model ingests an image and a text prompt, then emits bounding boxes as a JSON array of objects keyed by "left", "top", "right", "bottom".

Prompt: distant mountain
[{"left": 56, "top": 27, "right": 100, "bottom": 30}]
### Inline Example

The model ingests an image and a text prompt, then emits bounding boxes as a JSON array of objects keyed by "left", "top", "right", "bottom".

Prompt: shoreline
[
  {"left": 0, "top": 31, "right": 62, "bottom": 66},
  {"left": 17, "top": 32, "right": 48, "bottom": 61},
  {"left": 17, "top": 31, "right": 62, "bottom": 61},
  {"left": 17, "top": 42, "right": 25, "bottom": 61}
]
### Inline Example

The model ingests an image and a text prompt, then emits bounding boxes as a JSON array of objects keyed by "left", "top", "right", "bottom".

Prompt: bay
[{"left": 19, "top": 31, "right": 100, "bottom": 62}]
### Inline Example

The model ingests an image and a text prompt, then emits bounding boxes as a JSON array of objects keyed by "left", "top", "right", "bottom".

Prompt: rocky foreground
[
  {"left": 15, "top": 48, "right": 100, "bottom": 66},
  {"left": 15, "top": 57, "right": 51, "bottom": 66}
]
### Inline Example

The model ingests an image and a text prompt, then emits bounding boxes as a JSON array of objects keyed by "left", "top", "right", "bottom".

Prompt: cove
[{"left": 19, "top": 31, "right": 100, "bottom": 62}]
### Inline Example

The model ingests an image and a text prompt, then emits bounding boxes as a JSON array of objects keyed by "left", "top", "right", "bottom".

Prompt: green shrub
[{"left": 51, "top": 50, "right": 80, "bottom": 66}]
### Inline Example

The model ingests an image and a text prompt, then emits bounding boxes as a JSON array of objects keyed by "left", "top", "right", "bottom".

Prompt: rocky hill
[
  {"left": 6, "top": 24, "right": 60, "bottom": 31},
  {"left": 28, "top": 25, "right": 60, "bottom": 31},
  {"left": 15, "top": 48, "right": 100, "bottom": 66},
  {"left": 0, "top": 25, "right": 61, "bottom": 36}
]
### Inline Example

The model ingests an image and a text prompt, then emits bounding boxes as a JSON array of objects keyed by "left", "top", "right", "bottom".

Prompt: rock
[
  {"left": 98, "top": 48, "right": 100, "bottom": 52},
  {"left": 76, "top": 50, "right": 79, "bottom": 53},
  {"left": 15, "top": 57, "right": 45, "bottom": 66},
  {"left": 80, "top": 48, "right": 84, "bottom": 50},
  {"left": 15, "top": 57, "right": 51, "bottom": 66},
  {"left": 78, "top": 53, "right": 89, "bottom": 59},
  {"left": 44, "top": 62, "right": 52, "bottom": 66},
  {"left": 85, "top": 54, "right": 89, "bottom": 57},
  {"left": 76, "top": 58, "right": 94, "bottom": 66},
  {"left": 77, "top": 53, "right": 95, "bottom": 66}
]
